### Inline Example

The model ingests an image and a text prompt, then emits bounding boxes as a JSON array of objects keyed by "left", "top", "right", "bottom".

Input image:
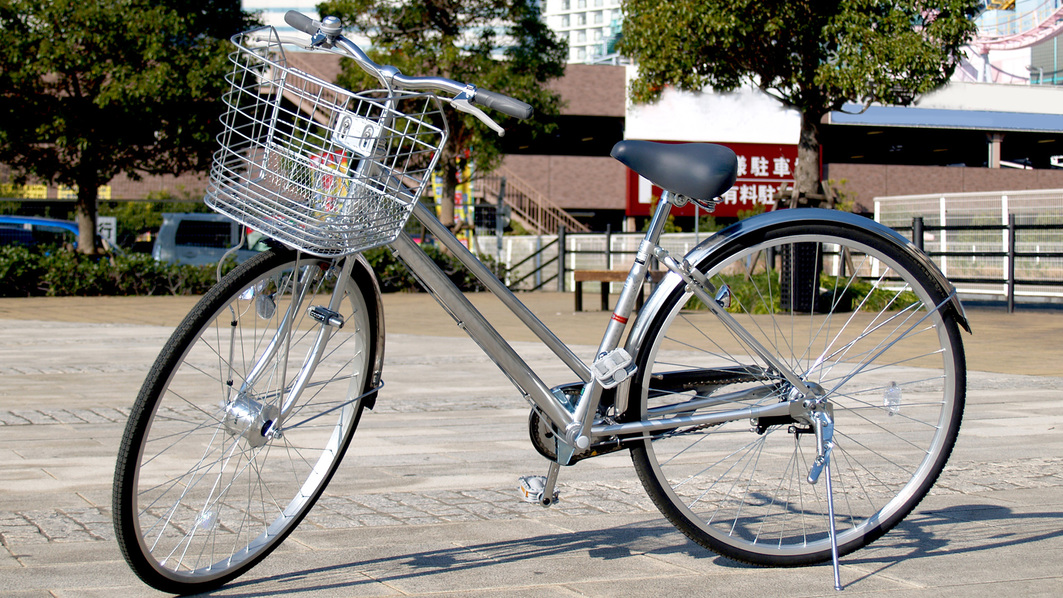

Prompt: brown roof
[{"left": 282, "top": 52, "right": 626, "bottom": 117}]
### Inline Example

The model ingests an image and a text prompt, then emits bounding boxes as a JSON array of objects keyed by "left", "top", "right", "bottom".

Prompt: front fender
[
  {"left": 349, "top": 253, "right": 386, "bottom": 402},
  {"left": 623, "top": 208, "right": 970, "bottom": 369}
]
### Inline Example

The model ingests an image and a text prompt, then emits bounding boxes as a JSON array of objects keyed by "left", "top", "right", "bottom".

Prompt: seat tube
[{"left": 594, "top": 192, "right": 673, "bottom": 357}]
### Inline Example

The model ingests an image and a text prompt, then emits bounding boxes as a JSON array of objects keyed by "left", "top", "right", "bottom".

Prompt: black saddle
[{"left": 610, "top": 140, "right": 737, "bottom": 202}]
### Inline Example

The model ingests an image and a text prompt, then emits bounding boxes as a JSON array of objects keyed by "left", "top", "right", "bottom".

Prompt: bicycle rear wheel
[
  {"left": 628, "top": 220, "right": 965, "bottom": 566},
  {"left": 113, "top": 248, "right": 379, "bottom": 593}
]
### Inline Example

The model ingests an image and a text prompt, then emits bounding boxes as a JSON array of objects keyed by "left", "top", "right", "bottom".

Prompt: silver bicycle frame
[
  {"left": 385, "top": 194, "right": 811, "bottom": 455},
  {"left": 233, "top": 192, "right": 817, "bottom": 457}
]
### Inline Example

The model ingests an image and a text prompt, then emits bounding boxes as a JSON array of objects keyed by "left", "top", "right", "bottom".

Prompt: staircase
[{"left": 479, "top": 167, "right": 590, "bottom": 235}]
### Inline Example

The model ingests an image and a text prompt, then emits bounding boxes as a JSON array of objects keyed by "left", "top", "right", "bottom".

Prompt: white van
[{"left": 152, "top": 213, "right": 263, "bottom": 265}]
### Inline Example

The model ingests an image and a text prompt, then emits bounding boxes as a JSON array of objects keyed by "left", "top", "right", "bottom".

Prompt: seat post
[{"left": 592, "top": 192, "right": 673, "bottom": 357}]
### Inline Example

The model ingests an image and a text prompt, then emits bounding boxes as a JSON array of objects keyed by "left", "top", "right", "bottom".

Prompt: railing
[
  {"left": 896, "top": 216, "right": 1063, "bottom": 312},
  {"left": 505, "top": 234, "right": 560, "bottom": 292},
  {"left": 478, "top": 167, "right": 589, "bottom": 235},
  {"left": 475, "top": 230, "right": 710, "bottom": 292},
  {"left": 477, "top": 220, "right": 1063, "bottom": 312}
]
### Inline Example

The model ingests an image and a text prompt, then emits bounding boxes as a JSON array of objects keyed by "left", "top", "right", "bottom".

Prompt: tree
[
  {"left": 0, "top": 1, "right": 255, "bottom": 253},
  {"left": 619, "top": 0, "right": 980, "bottom": 201},
  {"left": 317, "top": 0, "right": 567, "bottom": 230}
]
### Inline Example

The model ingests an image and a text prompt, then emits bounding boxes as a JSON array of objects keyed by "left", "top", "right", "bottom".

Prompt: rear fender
[{"left": 616, "top": 209, "right": 970, "bottom": 412}]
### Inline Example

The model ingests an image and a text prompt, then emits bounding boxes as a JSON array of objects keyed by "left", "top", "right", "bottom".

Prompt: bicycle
[{"left": 112, "top": 11, "right": 969, "bottom": 594}]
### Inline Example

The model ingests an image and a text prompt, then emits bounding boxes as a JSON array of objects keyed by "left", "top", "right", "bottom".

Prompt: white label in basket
[{"left": 332, "top": 112, "right": 381, "bottom": 158}]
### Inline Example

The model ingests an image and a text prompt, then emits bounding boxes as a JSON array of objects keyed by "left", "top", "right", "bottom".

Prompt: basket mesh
[{"left": 206, "top": 28, "right": 447, "bottom": 256}]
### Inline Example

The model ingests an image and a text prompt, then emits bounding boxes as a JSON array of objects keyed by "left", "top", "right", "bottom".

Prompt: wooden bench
[{"left": 573, "top": 270, "right": 667, "bottom": 312}]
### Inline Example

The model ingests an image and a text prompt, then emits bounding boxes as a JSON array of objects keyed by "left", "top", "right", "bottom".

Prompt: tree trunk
[
  {"left": 782, "top": 110, "right": 827, "bottom": 310},
  {"left": 438, "top": 159, "right": 458, "bottom": 231},
  {"left": 791, "top": 109, "right": 824, "bottom": 203},
  {"left": 74, "top": 176, "right": 99, "bottom": 255}
]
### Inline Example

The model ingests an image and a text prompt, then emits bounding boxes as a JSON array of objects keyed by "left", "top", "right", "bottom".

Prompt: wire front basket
[{"left": 206, "top": 28, "right": 448, "bottom": 257}]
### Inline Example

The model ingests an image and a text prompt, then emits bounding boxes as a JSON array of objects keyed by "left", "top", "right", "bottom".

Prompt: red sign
[{"left": 625, "top": 142, "right": 798, "bottom": 218}]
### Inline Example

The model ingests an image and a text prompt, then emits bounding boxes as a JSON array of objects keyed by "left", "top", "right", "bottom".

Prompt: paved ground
[{"left": 0, "top": 292, "right": 1060, "bottom": 597}]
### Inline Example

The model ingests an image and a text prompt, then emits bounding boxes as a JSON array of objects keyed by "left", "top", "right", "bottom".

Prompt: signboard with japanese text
[
  {"left": 431, "top": 160, "right": 475, "bottom": 248},
  {"left": 625, "top": 142, "right": 797, "bottom": 218}
]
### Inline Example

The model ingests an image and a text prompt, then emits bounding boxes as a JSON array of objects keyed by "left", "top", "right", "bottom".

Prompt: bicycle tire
[
  {"left": 113, "top": 248, "right": 379, "bottom": 593},
  {"left": 627, "top": 219, "right": 965, "bottom": 566}
]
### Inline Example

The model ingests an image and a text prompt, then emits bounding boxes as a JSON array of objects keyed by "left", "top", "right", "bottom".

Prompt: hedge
[
  {"left": 0, "top": 245, "right": 233, "bottom": 297},
  {"left": 0, "top": 244, "right": 503, "bottom": 297}
]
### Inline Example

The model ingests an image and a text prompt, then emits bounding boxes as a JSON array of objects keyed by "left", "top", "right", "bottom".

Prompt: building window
[
  {"left": 594, "top": 11, "right": 603, "bottom": 24},
  {"left": 577, "top": 47, "right": 586, "bottom": 60},
  {"left": 561, "top": 15, "right": 569, "bottom": 27},
  {"left": 577, "top": 30, "right": 586, "bottom": 43},
  {"left": 578, "top": 13, "right": 586, "bottom": 25},
  {"left": 577, "top": 0, "right": 586, "bottom": 8},
  {"left": 594, "top": 29, "right": 603, "bottom": 41}
]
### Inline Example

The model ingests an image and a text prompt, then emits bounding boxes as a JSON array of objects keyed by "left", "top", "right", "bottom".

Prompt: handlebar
[
  {"left": 283, "top": 10, "right": 320, "bottom": 35},
  {"left": 282, "top": 10, "right": 533, "bottom": 121}
]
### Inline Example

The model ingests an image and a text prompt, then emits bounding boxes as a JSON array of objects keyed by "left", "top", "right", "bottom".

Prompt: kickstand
[
  {"left": 825, "top": 459, "right": 843, "bottom": 591},
  {"left": 810, "top": 406, "right": 843, "bottom": 591}
]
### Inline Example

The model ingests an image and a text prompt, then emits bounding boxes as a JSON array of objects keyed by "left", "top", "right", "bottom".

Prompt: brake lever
[{"left": 451, "top": 95, "right": 505, "bottom": 137}]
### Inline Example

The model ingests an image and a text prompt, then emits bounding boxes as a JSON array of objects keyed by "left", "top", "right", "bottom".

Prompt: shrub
[
  {"left": 363, "top": 243, "right": 505, "bottom": 293},
  {"left": 0, "top": 243, "right": 501, "bottom": 297},
  {"left": 0, "top": 245, "right": 233, "bottom": 297},
  {"left": 680, "top": 270, "right": 920, "bottom": 314}
]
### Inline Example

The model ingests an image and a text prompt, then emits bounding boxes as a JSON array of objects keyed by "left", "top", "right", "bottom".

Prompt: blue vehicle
[{"left": 0, "top": 215, "right": 79, "bottom": 247}]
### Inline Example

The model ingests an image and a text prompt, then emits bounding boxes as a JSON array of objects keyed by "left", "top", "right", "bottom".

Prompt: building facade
[{"left": 540, "top": 0, "right": 624, "bottom": 64}]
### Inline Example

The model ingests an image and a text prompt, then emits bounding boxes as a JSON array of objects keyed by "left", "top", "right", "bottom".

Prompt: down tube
[
  {"left": 387, "top": 232, "right": 576, "bottom": 430},
  {"left": 412, "top": 202, "right": 592, "bottom": 383}
]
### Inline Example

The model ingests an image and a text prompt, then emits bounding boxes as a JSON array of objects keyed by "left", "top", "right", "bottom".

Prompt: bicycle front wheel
[
  {"left": 113, "top": 249, "right": 379, "bottom": 593},
  {"left": 628, "top": 219, "right": 965, "bottom": 566}
]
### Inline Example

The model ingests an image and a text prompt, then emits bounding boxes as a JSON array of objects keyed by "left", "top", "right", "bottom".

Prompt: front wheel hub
[{"left": 221, "top": 394, "right": 280, "bottom": 448}]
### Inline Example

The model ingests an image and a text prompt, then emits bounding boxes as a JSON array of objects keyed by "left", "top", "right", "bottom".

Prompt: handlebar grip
[
  {"left": 285, "top": 10, "right": 320, "bottom": 35},
  {"left": 472, "top": 89, "right": 533, "bottom": 120}
]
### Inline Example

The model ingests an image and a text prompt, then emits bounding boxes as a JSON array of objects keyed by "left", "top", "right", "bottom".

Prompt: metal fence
[
  {"left": 474, "top": 230, "right": 716, "bottom": 292},
  {"left": 478, "top": 194, "right": 1063, "bottom": 311},
  {"left": 875, "top": 188, "right": 1063, "bottom": 305}
]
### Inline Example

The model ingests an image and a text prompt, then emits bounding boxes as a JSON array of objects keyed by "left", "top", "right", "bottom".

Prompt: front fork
[{"left": 221, "top": 255, "right": 355, "bottom": 445}]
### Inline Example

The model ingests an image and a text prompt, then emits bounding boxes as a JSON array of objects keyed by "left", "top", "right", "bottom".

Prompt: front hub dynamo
[{"left": 221, "top": 394, "right": 281, "bottom": 448}]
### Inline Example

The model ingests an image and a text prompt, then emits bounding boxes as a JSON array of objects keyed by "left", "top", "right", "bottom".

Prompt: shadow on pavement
[{"left": 209, "top": 503, "right": 1063, "bottom": 596}]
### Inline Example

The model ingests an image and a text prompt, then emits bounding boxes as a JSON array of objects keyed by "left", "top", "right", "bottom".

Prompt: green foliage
[
  {"left": 0, "top": 245, "right": 235, "bottom": 297},
  {"left": 0, "top": 239, "right": 500, "bottom": 296},
  {"left": 620, "top": 0, "right": 979, "bottom": 108},
  {"left": 641, "top": 196, "right": 682, "bottom": 232},
  {"left": 684, "top": 271, "right": 781, "bottom": 314},
  {"left": 695, "top": 214, "right": 724, "bottom": 234},
  {"left": 736, "top": 203, "right": 768, "bottom": 221},
  {"left": 316, "top": 0, "right": 567, "bottom": 226},
  {"left": 820, "top": 274, "right": 920, "bottom": 312},
  {"left": 363, "top": 243, "right": 505, "bottom": 293},
  {"left": 619, "top": 0, "right": 980, "bottom": 195},
  {"left": 682, "top": 270, "right": 920, "bottom": 313},
  {"left": 824, "top": 178, "right": 857, "bottom": 212},
  {"left": 0, "top": 1, "right": 255, "bottom": 250},
  {"left": 98, "top": 199, "right": 210, "bottom": 247}
]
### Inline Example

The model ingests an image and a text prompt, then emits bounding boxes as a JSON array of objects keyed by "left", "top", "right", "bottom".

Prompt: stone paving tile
[{"left": 2, "top": 458, "right": 1061, "bottom": 548}]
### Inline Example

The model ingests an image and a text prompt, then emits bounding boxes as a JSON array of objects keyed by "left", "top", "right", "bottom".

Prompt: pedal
[
  {"left": 592, "top": 348, "right": 636, "bottom": 389},
  {"left": 518, "top": 475, "right": 559, "bottom": 506}
]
